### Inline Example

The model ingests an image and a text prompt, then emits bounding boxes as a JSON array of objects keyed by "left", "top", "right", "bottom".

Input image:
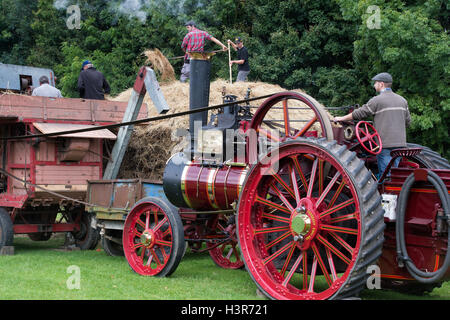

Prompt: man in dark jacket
[{"left": 77, "top": 60, "right": 110, "bottom": 100}]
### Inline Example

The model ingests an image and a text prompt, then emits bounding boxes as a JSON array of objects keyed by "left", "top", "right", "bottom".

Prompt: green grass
[{"left": 0, "top": 235, "right": 448, "bottom": 300}]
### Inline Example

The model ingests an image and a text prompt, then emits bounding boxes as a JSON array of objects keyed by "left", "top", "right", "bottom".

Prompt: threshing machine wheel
[
  {"left": 0, "top": 208, "right": 14, "bottom": 250},
  {"left": 248, "top": 92, "right": 333, "bottom": 163},
  {"left": 207, "top": 215, "right": 244, "bottom": 269},
  {"left": 70, "top": 211, "right": 100, "bottom": 250},
  {"left": 122, "top": 196, "right": 185, "bottom": 277},
  {"left": 355, "top": 121, "right": 382, "bottom": 155},
  {"left": 237, "top": 138, "right": 385, "bottom": 299}
]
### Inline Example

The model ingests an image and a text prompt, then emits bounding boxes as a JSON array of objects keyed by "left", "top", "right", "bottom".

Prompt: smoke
[
  {"left": 53, "top": 0, "right": 70, "bottom": 10},
  {"left": 52, "top": 0, "right": 153, "bottom": 23},
  {"left": 117, "top": 0, "right": 151, "bottom": 23}
]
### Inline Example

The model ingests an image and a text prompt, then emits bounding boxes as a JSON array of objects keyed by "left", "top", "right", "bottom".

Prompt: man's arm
[
  {"left": 333, "top": 113, "right": 354, "bottom": 122},
  {"left": 211, "top": 36, "right": 227, "bottom": 51},
  {"left": 227, "top": 39, "right": 237, "bottom": 51},
  {"left": 77, "top": 74, "right": 85, "bottom": 98},
  {"left": 103, "top": 76, "right": 111, "bottom": 94}
]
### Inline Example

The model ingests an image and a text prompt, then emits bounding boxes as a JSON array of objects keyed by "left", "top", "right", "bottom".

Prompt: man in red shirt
[{"left": 180, "top": 21, "right": 227, "bottom": 82}]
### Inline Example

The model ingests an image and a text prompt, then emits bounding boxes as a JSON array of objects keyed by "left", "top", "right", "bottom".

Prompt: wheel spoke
[
  {"left": 311, "top": 242, "right": 332, "bottom": 286},
  {"left": 270, "top": 182, "right": 295, "bottom": 212},
  {"left": 318, "top": 159, "right": 324, "bottom": 195},
  {"left": 316, "top": 233, "right": 351, "bottom": 265},
  {"left": 282, "top": 248, "right": 303, "bottom": 287},
  {"left": 291, "top": 155, "right": 309, "bottom": 191},
  {"left": 153, "top": 216, "right": 168, "bottom": 233},
  {"left": 254, "top": 225, "right": 290, "bottom": 235},
  {"left": 302, "top": 250, "right": 308, "bottom": 291},
  {"left": 282, "top": 98, "right": 291, "bottom": 137},
  {"left": 325, "top": 247, "right": 338, "bottom": 282},
  {"left": 316, "top": 171, "right": 341, "bottom": 207},
  {"left": 155, "top": 239, "right": 173, "bottom": 247},
  {"left": 257, "top": 127, "right": 280, "bottom": 143},
  {"left": 329, "top": 212, "right": 357, "bottom": 224},
  {"left": 289, "top": 163, "right": 301, "bottom": 204},
  {"left": 327, "top": 181, "right": 346, "bottom": 209},
  {"left": 320, "top": 198, "right": 355, "bottom": 218},
  {"left": 320, "top": 224, "right": 358, "bottom": 235},
  {"left": 269, "top": 171, "right": 296, "bottom": 200},
  {"left": 256, "top": 195, "right": 291, "bottom": 214},
  {"left": 145, "top": 211, "right": 150, "bottom": 229},
  {"left": 263, "top": 241, "right": 294, "bottom": 265},
  {"left": 307, "top": 158, "right": 318, "bottom": 198},
  {"left": 327, "top": 231, "right": 355, "bottom": 254},
  {"left": 293, "top": 116, "right": 318, "bottom": 139},
  {"left": 262, "top": 211, "right": 290, "bottom": 223},
  {"left": 265, "top": 230, "right": 292, "bottom": 250},
  {"left": 136, "top": 218, "right": 146, "bottom": 229},
  {"left": 150, "top": 248, "right": 162, "bottom": 266},
  {"left": 280, "top": 242, "right": 297, "bottom": 278},
  {"left": 308, "top": 255, "right": 318, "bottom": 293}
]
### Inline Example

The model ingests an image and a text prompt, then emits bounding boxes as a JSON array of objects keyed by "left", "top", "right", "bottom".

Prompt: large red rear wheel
[
  {"left": 123, "top": 197, "right": 185, "bottom": 277},
  {"left": 237, "top": 138, "right": 385, "bottom": 299}
]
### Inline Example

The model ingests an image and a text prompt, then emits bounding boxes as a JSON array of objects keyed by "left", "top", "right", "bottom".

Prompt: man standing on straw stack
[
  {"left": 180, "top": 20, "right": 228, "bottom": 82},
  {"left": 228, "top": 37, "right": 250, "bottom": 82}
]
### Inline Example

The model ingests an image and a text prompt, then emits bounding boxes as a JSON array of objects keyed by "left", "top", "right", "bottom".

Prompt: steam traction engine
[{"left": 121, "top": 54, "right": 449, "bottom": 299}]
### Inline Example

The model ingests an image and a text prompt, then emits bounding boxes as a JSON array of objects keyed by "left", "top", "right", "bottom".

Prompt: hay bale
[{"left": 142, "top": 49, "right": 176, "bottom": 82}]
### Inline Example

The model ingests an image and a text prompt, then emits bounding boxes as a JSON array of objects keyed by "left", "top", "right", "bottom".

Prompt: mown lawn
[{"left": 0, "top": 235, "right": 448, "bottom": 300}]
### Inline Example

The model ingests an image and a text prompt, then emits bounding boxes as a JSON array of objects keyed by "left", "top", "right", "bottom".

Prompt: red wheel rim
[
  {"left": 238, "top": 141, "right": 362, "bottom": 299},
  {"left": 207, "top": 216, "right": 244, "bottom": 269},
  {"left": 123, "top": 202, "right": 173, "bottom": 276},
  {"left": 355, "top": 121, "right": 382, "bottom": 155}
]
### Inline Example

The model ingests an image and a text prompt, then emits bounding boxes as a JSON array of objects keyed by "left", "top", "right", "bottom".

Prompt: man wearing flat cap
[
  {"left": 333, "top": 72, "right": 411, "bottom": 178},
  {"left": 180, "top": 20, "right": 228, "bottom": 82},
  {"left": 228, "top": 37, "right": 250, "bottom": 82},
  {"left": 77, "top": 60, "right": 110, "bottom": 100}
]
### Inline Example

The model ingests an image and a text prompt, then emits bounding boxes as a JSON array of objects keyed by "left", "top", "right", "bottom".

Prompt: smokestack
[{"left": 188, "top": 53, "right": 213, "bottom": 155}]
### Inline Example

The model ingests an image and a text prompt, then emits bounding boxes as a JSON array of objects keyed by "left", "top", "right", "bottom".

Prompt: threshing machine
[{"left": 0, "top": 68, "right": 148, "bottom": 252}]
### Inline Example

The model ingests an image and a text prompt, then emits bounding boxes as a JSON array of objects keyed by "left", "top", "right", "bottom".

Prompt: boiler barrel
[{"left": 163, "top": 153, "right": 247, "bottom": 211}]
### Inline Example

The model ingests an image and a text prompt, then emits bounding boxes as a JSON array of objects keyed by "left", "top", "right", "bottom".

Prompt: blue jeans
[{"left": 377, "top": 148, "right": 401, "bottom": 178}]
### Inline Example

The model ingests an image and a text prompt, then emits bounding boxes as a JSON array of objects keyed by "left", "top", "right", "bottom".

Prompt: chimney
[{"left": 188, "top": 53, "right": 214, "bottom": 156}]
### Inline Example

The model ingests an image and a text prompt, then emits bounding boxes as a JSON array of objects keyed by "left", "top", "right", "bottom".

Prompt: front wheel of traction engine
[
  {"left": 237, "top": 138, "right": 385, "bottom": 300},
  {"left": 122, "top": 196, "right": 185, "bottom": 277}
]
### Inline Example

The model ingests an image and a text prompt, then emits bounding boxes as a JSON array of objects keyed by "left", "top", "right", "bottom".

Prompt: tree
[{"left": 337, "top": 0, "right": 450, "bottom": 158}]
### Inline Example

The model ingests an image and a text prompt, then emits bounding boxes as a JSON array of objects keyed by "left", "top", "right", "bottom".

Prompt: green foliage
[
  {"left": 337, "top": 0, "right": 450, "bottom": 158},
  {"left": 0, "top": 0, "right": 448, "bottom": 159}
]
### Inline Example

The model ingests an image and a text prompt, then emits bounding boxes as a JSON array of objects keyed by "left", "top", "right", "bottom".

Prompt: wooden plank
[
  {"left": 35, "top": 165, "right": 100, "bottom": 185},
  {"left": 0, "top": 95, "right": 148, "bottom": 123},
  {"left": 33, "top": 122, "right": 116, "bottom": 139}
]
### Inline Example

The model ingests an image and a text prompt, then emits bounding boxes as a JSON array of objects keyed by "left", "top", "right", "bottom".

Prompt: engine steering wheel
[{"left": 355, "top": 121, "right": 382, "bottom": 155}]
